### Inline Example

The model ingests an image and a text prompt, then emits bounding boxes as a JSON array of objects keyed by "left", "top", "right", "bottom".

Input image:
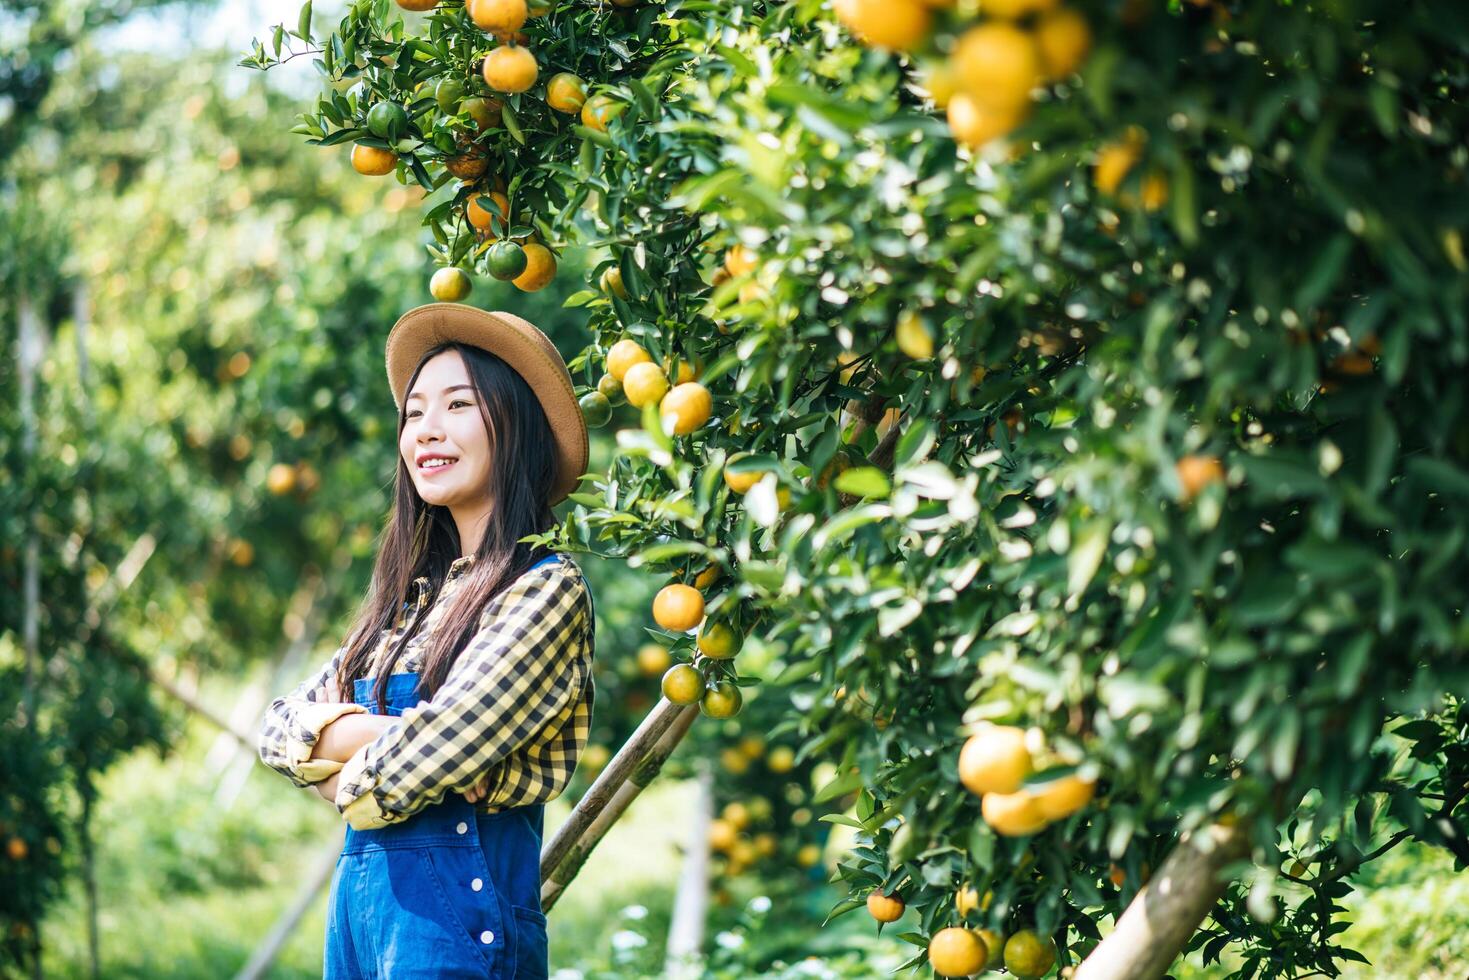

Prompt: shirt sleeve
[
  {"left": 257, "top": 642, "right": 369, "bottom": 788},
  {"left": 334, "top": 563, "right": 591, "bottom": 830}
]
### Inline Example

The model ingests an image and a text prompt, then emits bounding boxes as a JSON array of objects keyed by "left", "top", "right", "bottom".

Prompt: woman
[{"left": 257, "top": 303, "right": 594, "bottom": 979}]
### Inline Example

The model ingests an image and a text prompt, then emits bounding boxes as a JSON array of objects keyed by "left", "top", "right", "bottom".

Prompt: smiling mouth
[{"left": 419, "top": 458, "right": 458, "bottom": 473}]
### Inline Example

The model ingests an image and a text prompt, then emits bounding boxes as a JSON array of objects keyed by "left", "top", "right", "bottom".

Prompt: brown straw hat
[{"left": 385, "top": 303, "right": 588, "bottom": 505}]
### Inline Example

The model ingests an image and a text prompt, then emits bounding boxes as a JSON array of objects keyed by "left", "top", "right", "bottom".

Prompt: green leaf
[
  {"left": 834, "top": 467, "right": 890, "bottom": 499},
  {"left": 296, "top": 0, "right": 313, "bottom": 41}
]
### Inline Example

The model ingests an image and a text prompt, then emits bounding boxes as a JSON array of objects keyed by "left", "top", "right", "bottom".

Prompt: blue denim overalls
[{"left": 323, "top": 556, "right": 559, "bottom": 979}]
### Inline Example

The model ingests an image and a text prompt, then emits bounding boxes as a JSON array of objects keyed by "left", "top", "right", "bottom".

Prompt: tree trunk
[{"left": 1073, "top": 823, "right": 1249, "bottom": 980}]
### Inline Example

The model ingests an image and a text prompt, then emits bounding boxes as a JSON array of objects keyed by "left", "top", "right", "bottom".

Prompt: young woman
[{"left": 257, "top": 303, "right": 594, "bottom": 979}]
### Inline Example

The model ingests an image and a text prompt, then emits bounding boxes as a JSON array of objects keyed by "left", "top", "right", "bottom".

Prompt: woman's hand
[{"left": 462, "top": 773, "right": 491, "bottom": 805}]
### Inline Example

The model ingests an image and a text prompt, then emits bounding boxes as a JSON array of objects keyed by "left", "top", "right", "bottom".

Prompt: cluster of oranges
[
  {"left": 833, "top": 0, "right": 1092, "bottom": 150},
  {"left": 577, "top": 334, "right": 714, "bottom": 437},
  {"left": 867, "top": 885, "right": 1058, "bottom": 978},
  {"left": 652, "top": 576, "right": 745, "bottom": 720},
  {"left": 958, "top": 724, "right": 1096, "bottom": 837},
  {"left": 351, "top": 0, "right": 630, "bottom": 302}
]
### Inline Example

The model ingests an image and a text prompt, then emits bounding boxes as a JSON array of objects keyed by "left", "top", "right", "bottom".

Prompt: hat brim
[{"left": 386, "top": 303, "right": 589, "bottom": 506}]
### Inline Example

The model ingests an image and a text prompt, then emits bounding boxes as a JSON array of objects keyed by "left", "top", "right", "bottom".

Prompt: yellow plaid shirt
[{"left": 257, "top": 554, "right": 594, "bottom": 830}]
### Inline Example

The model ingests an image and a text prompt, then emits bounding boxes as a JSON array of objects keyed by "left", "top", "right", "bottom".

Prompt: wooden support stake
[
  {"left": 1073, "top": 823, "right": 1249, "bottom": 980},
  {"left": 540, "top": 703, "right": 698, "bottom": 912},
  {"left": 664, "top": 768, "right": 714, "bottom": 977}
]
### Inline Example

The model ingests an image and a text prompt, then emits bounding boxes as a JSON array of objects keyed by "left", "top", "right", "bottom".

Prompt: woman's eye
[{"left": 450, "top": 400, "right": 471, "bottom": 409}]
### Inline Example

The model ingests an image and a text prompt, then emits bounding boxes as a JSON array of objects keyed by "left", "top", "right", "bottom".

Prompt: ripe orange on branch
[
  {"left": 483, "top": 45, "right": 538, "bottom": 93},
  {"left": 546, "top": 72, "right": 588, "bottom": 113},
  {"left": 351, "top": 143, "right": 397, "bottom": 176},
  {"left": 958, "top": 725, "right": 1032, "bottom": 794},
  {"left": 835, "top": 0, "right": 932, "bottom": 52},
  {"left": 653, "top": 583, "right": 704, "bottom": 632},
  {"left": 1004, "top": 929, "right": 1057, "bottom": 978},
  {"left": 952, "top": 22, "right": 1042, "bottom": 111},
  {"left": 468, "top": 0, "right": 527, "bottom": 35},
  {"left": 466, "top": 190, "right": 510, "bottom": 234},
  {"left": 429, "top": 267, "right": 473, "bottom": 302},
  {"left": 623, "top": 362, "right": 670, "bottom": 409},
  {"left": 928, "top": 927, "right": 988, "bottom": 978},
  {"left": 660, "top": 382, "right": 712, "bottom": 435},
  {"left": 581, "top": 94, "right": 620, "bottom": 132},
  {"left": 866, "top": 890, "right": 905, "bottom": 923},
  {"left": 1031, "top": 771, "right": 1096, "bottom": 820},
  {"left": 1176, "top": 453, "right": 1225, "bottom": 500},
  {"left": 696, "top": 619, "right": 742, "bottom": 659},
  {"left": 982, "top": 789, "right": 1048, "bottom": 837},
  {"left": 700, "top": 679, "right": 743, "bottom": 718},
  {"left": 605, "top": 339, "right": 650, "bottom": 380},
  {"left": 512, "top": 242, "right": 557, "bottom": 291}
]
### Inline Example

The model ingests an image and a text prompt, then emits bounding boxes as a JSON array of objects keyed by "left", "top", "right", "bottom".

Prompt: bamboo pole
[
  {"left": 1072, "top": 823, "right": 1250, "bottom": 980},
  {"left": 540, "top": 702, "right": 699, "bottom": 911}
]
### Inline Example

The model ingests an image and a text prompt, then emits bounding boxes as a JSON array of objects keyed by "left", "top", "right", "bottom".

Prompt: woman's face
[{"left": 400, "top": 350, "right": 493, "bottom": 511}]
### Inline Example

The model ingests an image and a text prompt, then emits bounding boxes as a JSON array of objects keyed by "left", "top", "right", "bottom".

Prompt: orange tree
[{"left": 250, "top": 0, "right": 1469, "bottom": 976}]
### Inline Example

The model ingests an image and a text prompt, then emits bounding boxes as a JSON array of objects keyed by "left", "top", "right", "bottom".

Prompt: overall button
[
  {"left": 471, "top": 878, "right": 484, "bottom": 892},
  {"left": 480, "top": 930, "right": 495, "bottom": 945},
  {"left": 456, "top": 821, "right": 468, "bottom": 835}
]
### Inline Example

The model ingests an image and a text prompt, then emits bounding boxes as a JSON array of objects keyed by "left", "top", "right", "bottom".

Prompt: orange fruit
[
  {"left": 723, "top": 244, "right": 759, "bottom": 277},
  {"left": 1138, "top": 171, "right": 1170, "bottom": 211},
  {"left": 895, "top": 310, "right": 934, "bottom": 359},
  {"left": 919, "top": 62, "right": 960, "bottom": 109},
  {"left": 1035, "top": 7, "right": 1092, "bottom": 79},
  {"left": 928, "top": 927, "right": 987, "bottom": 978},
  {"left": 7, "top": 837, "right": 29, "bottom": 861},
  {"left": 581, "top": 94, "right": 620, "bottom": 132},
  {"left": 351, "top": 143, "right": 397, "bottom": 176},
  {"left": 1094, "top": 127, "right": 1145, "bottom": 195},
  {"left": 835, "top": 0, "right": 931, "bottom": 51},
  {"left": 983, "top": 0, "right": 1057, "bottom": 17},
  {"left": 947, "top": 93, "right": 1026, "bottom": 148},
  {"left": 796, "top": 843, "right": 821, "bottom": 868},
  {"left": 696, "top": 619, "right": 742, "bottom": 659},
  {"left": 467, "top": 190, "right": 510, "bottom": 234},
  {"left": 483, "top": 45, "right": 538, "bottom": 93},
  {"left": 700, "top": 679, "right": 743, "bottom": 718},
  {"left": 722, "top": 801, "right": 751, "bottom": 830},
  {"left": 652, "top": 583, "right": 704, "bottom": 631},
  {"left": 721, "top": 746, "right": 751, "bottom": 775},
  {"left": 468, "top": 0, "right": 527, "bottom": 35},
  {"left": 600, "top": 265, "right": 629, "bottom": 299},
  {"left": 767, "top": 746, "right": 795, "bottom": 773},
  {"left": 1004, "top": 929, "right": 1057, "bottom": 978},
  {"left": 266, "top": 462, "right": 297, "bottom": 495},
  {"left": 429, "top": 267, "right": 473, "bottom": 302},
  {"left": 952, "top": 22, "right": 1042, "bottom": 112},
  {"left": 708, "top": 818, "right": 738, "bottom": 851},
  {"left": 659, "top": 382, "right": 712, "bottom": 435},
  {"left": 460, "top": 95, "right": 502, "bottom": 131},
  {"left": 665, "top": 356, "right": 703, "bottom": 385},
  {"left": 1176, "top": 454, "right": 1225, "bottom": 500},
  {"left": 397, "top": 0, "right": 439, "bottom": 9},
  {"left": 623, "top": 362, "right": 670, "bottom": 409},
  {"left": 606, "top": 339, "right": 652, "bottom": 381},
  {"left": 546, "top": 72, "right": 588, "bottom": 113},
  {"left": 723, "top": 452, "right": 769, "bottom": 494},
  {"left": 954, "top": 884, "right": 981, "bottom": 917},
  {"left": 578, "top": 391, "right": 612, "bottom": 428},
  {"left": 661, "top": 663, "right": 705, "bottom": 704},
  {"left": 866, "top": 890, "right": 905, "bottom": 923},
  {"left": 981, "top": 790, "right": 1048, "bottom": 837},
  {"left": 958, "top": 725, "right": 1032, "bottom": 795},
  {"left": 1032, "top": 772, "right": 1096, "bottom": 820},
  {"left": 512, "top": 242, "right": 557, "bottom": 291},
  {"left": 636, "top": 642, "right": 671, "bottom": 676}
]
